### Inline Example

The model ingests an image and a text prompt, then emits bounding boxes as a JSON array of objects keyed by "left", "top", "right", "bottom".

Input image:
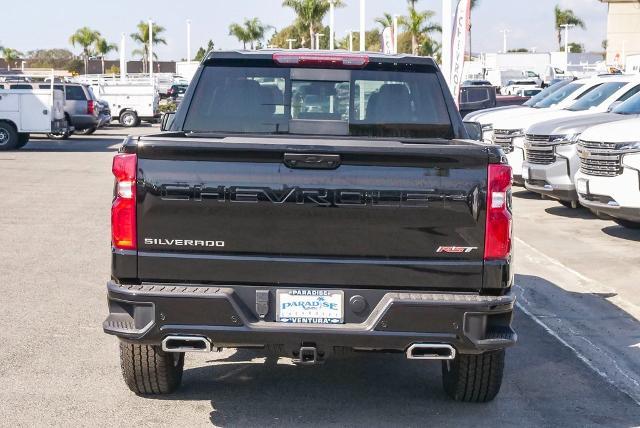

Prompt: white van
[
  {"left": 0, "top": 83, "right": 67, "bottom": 150},
  {"left": 90, "top": 83, "right": 160, "bottom": 127}
]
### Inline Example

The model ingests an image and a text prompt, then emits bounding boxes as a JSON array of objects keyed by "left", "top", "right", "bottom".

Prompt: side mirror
[
  {"left": 463, "top": 121, "right": 483, "bottom": 141},
  {"left": 607, "top": 101, "right": 622, "bottom": 113},
  {"left": 160, "top": 112, "right": 175, "bottom": 131}
]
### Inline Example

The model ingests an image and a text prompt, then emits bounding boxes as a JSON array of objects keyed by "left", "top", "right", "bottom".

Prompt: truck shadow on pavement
[
  {"left": 601, "top": 225, "right": 640, "bottom": 242},
  {"left": 22, "top": 136, "right": 123, "bottom": 153},
  {"left": 543, "top": 205, "right": 600, "bottom": 220},
  {"left": 511, "top": 188, "right": 540, "bottom": 200},
  {"left": 149, "top": 311, "right": 640, "bottom": 427}
]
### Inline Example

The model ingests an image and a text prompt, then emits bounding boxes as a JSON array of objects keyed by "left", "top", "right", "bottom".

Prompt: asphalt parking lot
[{"left": 1, "top": 128, "right": 639, "bottom": 427}]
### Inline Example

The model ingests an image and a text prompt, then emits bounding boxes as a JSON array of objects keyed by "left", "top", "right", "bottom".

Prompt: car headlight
[
  {"left": 482, "top": 124, "right": 493, "bottom": 132},
  {"left": 617, "top": 141, "right": 640, "bottom": 152},
  {"left": 550, "top": 133, "right": 581, "bottom": 145}
]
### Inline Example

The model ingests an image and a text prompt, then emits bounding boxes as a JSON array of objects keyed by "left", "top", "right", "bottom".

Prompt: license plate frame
[{"left": 276, "top": 289, "right": 344, "bottom": 324}]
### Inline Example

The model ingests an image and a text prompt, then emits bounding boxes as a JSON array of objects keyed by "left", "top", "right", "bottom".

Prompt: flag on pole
[
  {"left": 450, "top": 0, "right": 471, "bottom": 105},
  {"left": 382, "top": 27, "right": 394, "bottom": 54}
]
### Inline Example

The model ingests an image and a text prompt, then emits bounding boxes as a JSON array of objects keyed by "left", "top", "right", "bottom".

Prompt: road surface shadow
[
  {"left": 19, "top": 137, "right": 122, "bottom": 153},
  {"left": 512, "top": 189, "right": 539, "bottom": 200},
  {"left": 544, "top": 205, "right": 598, "bottom": 219},
  {"left": 149, "top": 313, "right": 640, "bottom": 427},
  {"left": 602, "top": 225, "right": 640, "bottom": 242}
]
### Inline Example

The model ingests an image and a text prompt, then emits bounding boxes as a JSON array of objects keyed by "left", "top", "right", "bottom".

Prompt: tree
[
  {"left": 562, "top": 42, "right": 584, "bottom": 53},
  {"left": 469, "top": 0, "right": 479, "bottom": 58},
  {"left": 269, "top": 24, "right": 307, "bottom": 49},
  {"left": 508, "top": 48, "right": 530, "bottom": 53},
  {"left": 228, "top": 22, "right": 252, "bottom": 49},
  {"left": 94, "top": 37, "right": 118, "bottom": 74},
  {"left": 2, "top": 48, "right": 23, "bottom": 70},
  {"left": 336, "top": 29, "right": 381, "bottom": 53},
  {"left": 375, "top": 13, "right": 394, "bottom": 30},
  {"left": 282, "top": 0, "right": 345, "bottom": 49},
  {"left": 69, "top": 27, "right": 101, "bottom": 74},
  {"left": 399, "top": 1, "right": 441, "bottom": 55},
  {"left": 26, "top": 49, "right": 83, "bottom": 74},
  {"left": 554, "top": 5, "right": 585, "bottom": 50},
  {"left": 602, "top": 39, "right": 608, "bottom": 51},
  {"left": 229, "top": 18, "right": 272, "bottom": 50},
  {"left": 195, "top": 40, "right": 215, "bottom": 61},
  {"left": 130, "top": 21, "right": 167, "bottom": 73}
]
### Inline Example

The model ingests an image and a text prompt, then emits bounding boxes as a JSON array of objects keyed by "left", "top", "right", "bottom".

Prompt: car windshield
[
  {"left": 523, "top": 80, "right": 571, "bottom": 107},
  {"left": 565, "top": 82, "right": 627, "bottom": 111},
  {"left": 533, "top": 82, "right": 586, "bottom": 108},
  {"left": 183, "top": 65, "right": 453, "bottom": 138},
  {"left": 612, "top": 92, "right": 640, "bottom": 115}
]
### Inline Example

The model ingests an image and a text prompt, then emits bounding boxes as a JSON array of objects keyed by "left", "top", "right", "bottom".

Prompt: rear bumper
[
  {"left": 70, "top": 114, "right": 98, "bottom": 131},
  {"left": 103, "top": 281, "right": 516, "bottom": 355}
]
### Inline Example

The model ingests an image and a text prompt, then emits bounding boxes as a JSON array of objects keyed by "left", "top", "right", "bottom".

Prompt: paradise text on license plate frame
[{"left": 276, "top": 289, "right": 344, "bottom": 324}]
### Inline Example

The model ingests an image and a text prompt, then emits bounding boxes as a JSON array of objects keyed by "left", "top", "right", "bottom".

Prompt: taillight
[
  {"left": 111, "top": 153, "right": 137, "bottom": 250},
  {"left": 87, "top": 99, "right": 95, "bottom": 115},
  {"left": 484, "top": 164, "right": 512, "bottom": 260},
  {"left": 273, "top": 52, "right": 369, "bottom": 68}
]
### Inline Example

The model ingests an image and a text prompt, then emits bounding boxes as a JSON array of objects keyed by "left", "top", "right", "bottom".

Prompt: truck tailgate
[{"left": 134, "top": 137, "right": 489, "bottom": 290}]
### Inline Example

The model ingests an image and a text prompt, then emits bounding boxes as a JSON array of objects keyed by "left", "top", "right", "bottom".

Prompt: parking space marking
[{"left": 515, "top": 237, "right": 640, "bottom": 406}]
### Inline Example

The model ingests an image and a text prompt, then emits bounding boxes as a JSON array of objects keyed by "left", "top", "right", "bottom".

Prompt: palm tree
[
  {"left": 375, "top": 13, "right": 394, "bottom": 30},
  {"left": 469, "top": 0, "right": 479, "bottom": 59},
  {"left": 130, "top": 21, "right": 167, "bottom": 73},
  {"left": 2, "top": 48, "right": 23, "bottom": 70},
  {"left": 69, "top": 27, "right": 101, "bottom": 74},
  {"left": 400, "top": 2, "right": 441, "bottom": 55},
  {"left": 229, "top": 22, "right": 252, "bottom": 49},
  {"left": 230, "top": 18, "right": 272, "bottom": 50},
  {"left": 282, "top": 0, "right": 344, "bottom": 49},
  {"left": 94, "top": 37, "right": 118, "bottom": 74},
  {"left": 554, "top": 5, "right": 585, "bottom": 50}
]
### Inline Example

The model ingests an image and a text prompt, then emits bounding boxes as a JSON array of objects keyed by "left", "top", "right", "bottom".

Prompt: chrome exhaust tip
[
  {"left": 161, "top": 335, "right": 212, "bottom": 353},
  {"left": 406, "top": 343, "right": 456, "bottom": 360}
]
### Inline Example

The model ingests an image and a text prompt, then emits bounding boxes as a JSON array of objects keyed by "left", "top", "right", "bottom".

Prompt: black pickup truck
[{"left": 105, "top": 50, "right": 516, "bottom": 402}]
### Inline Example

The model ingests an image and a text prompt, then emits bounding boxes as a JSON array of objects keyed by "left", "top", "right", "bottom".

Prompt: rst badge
[{"left": 436, "top": 246, "right": 478, "bottom": 254}]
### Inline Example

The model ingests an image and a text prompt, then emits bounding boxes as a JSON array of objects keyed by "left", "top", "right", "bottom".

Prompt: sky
[{"left": 2, "top": 0, "right": 608, "bottom": 60}]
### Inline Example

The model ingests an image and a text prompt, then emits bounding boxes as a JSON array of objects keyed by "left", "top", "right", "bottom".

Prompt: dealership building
[{"left": 601, "top": 0, "right": 640, "bottom": 64}]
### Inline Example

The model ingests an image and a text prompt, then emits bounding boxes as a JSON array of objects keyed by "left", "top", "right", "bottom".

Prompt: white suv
[
  {"left": 522, "top": 91, "right": 640, "bottom": 207},
  {"left": 493, "top": 76, "right": 640, "bottom": 183},
  {"left": 575, "top": 118, "right": 640, "bottom": 229}
]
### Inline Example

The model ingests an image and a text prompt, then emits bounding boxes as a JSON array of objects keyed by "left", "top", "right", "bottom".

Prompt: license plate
[
  {"left": 276, "top": 289, "right": 344, "bottom": 324},
  {"left": 522, "top": 167, "right": 530, "bottom": 180},
  {"left": 576, "top": 178, "right": 589, "bottom": 195}
]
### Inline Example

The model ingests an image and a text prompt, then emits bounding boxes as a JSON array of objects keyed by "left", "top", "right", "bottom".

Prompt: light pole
[
  {"left": 286, "top": 39, "right": 296, "bottom": 50},
  {"left": 120, "top": 32, "right": 126, "bottom": 82},
  {"left": 393, "top": 14, "right": 399, "bottom": 54},
  {"left": 560, "top": 23, "right": 575, "bottom": 70},
  {"left": 329, "top": 0, "right": 336, "bottom": 50},
  {"left": 186, "top": 19, "right": 191, "bottom": 62},
  {"left": 148, "top": 19, "right": 154, "bottom": 78},
  {"left": 499, "top": 29, "right": 510, "bottom": 53},
  {"left": 441, "top": 0, "right": 453, "bottom": 85},
  {"left": 315, "top": 33, "right": 324, "bottom": 50},
  {"left": 347, "top": 30, "right": 353, "bottom": 52},
  {"left": 359, "top": 0, "right": 366, "bottom": 51}
]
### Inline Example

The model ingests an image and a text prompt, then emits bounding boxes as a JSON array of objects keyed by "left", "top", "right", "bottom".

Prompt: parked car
[
  {"left": 104, "top": 51, "right": 516, "bottom": 402},
  {"left": 491, "top": 75, "right": 640, "bottom": 183},
  {"left": 0, "top": 84, "right": 67, "bottom": 150},
  {"left": 461, "top": 79, "right": 492, "bottom": 86},
  {"left": 575, "top": 118, "right": 640, "bottom": 228},
  {"left": 465, "top": 78, "right": 594, "bottom": 148},
  {"left": 502, "top": 79, "right": 539, "bottom": 95},
  {"left": 522, "top": 91, "right": 640, "bottom": 207},
  {"left": 167, "top": 84, "right": 188, "bottom": 100},
  {"left": 36, "top": 83, "right": 100, "bottom": 139},
  {"left": 515, "top": 88, "right": 542, "bottom": 97}
]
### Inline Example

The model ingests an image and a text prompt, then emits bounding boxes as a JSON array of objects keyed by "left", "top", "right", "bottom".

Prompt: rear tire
[
  {"left": 119, "top": 342, "right": 184, "bottom": 395},
  {"left": 17, "top": 133, "right": 30, "bottom": 148},
  {"left": 0, "top": 122, "right": 18, "bottom": 151},
  {"left": 120, "top": 111, "right": 139, "bottom": 128},
  {"left": 75, "top": 127, "right": 96, "bottom": 135},
  {"left": 442, "top": 349, "right": 505, "bottom": 402},
  {"left": 613, "top": 218, "right": 640, "bottom": 229},
  {"left": 47, "top": 131, "right": 72, "bottom": 140}
]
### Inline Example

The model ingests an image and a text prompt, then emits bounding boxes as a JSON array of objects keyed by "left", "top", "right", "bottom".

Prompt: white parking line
[{"left": 515, "top": 237, "right": 640, "bottom": 406}]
